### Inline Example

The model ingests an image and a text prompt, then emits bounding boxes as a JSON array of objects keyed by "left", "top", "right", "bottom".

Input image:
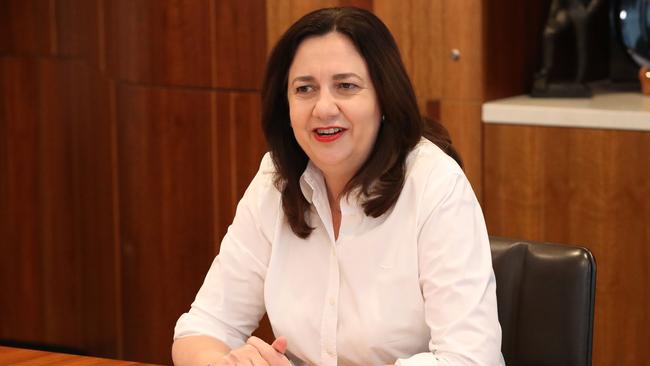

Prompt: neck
[
  {"left": 323, "top": 171, "right": 351, "bottom": 212},
  {"left": 319, "top": 160, "right": 360, "bottom": 211},
  {"left": 323, "top": 173, "right": 347, "bottom": 241}
]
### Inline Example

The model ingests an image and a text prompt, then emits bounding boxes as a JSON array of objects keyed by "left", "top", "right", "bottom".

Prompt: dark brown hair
[{"left": 261, "top": 7, "right": 461, "bottom": 238}]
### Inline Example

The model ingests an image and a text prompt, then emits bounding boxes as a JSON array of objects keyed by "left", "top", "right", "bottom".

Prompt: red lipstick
[{"left": 313, "top": 127, "right": 346, "bottom": 142}]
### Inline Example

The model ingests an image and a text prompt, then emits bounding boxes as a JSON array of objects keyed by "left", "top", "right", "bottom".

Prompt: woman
[{"left": 173, "top": 7, "right": 504, "bottom": 366}]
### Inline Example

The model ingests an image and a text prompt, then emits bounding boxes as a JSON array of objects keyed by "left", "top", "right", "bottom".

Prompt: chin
[
  {"left": 315, "top": 156, "right": 345, "bottom": 167},
  {"left": 313, "top": 154, "right": 350, "bottom": 169}
]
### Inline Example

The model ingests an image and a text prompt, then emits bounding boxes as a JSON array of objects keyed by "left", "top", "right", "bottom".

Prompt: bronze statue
[{"left": 532, "top": 0, "right": 604, "bottom": 97}]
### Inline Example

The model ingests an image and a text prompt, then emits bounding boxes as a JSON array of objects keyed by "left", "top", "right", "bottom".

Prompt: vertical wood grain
[
  {"left": 374, "top": 0, "right": 443, "bottom": 113},
  {"left": 210, "top": 93, "right": 232, "bottom": 247},
  {"left": 37, "top": 59, "right": 83, "bottom": 348},
  {"left": 484, "top": 124, "right": 650, "bottom": 366},
  {"left": 0, "top": 0, "right": 55, "bottom": 55},
  {"left": 0, "top": 58, "right": 44, "bottom": 343},
  {"left": 0, "top": 57, "right": 106, "bottom": 353},
  {"left": 266, "top": 0, "right": 340, "bottom": 50},
  {"left": 442, "top": 0, "right": 484, "bottom": 102},
  {"left": 105, "top": 0, "right": 266, "bottom": 89},
  {"left": 104, "top": 0, "right": 214, "bottom": 87},
  {"left": 72, "top": 65, "right": 121, "bottom": 358},
  {"left": 440, "top": 101, "right": 483, "bottom": 198},
  {"left": 266, "top": 0, "right": 372, "bottom": 52},
  {"left": 212, "top": 93, "right": 266, "bottom": 243},
  {"left": 439, "top": 0, "right": 486, "bottom": 200},
  {"left": 117, "top": 85, "right": 217, "bottom": 364},
  {"left": 212, "top": 0, "right": 267, "bottom": 89},
  {"left": 212, "top": 92, "right": 269, "bottom": 341},
  {"left": 55, "top": 0, "right": 102, "bottom": 68}
]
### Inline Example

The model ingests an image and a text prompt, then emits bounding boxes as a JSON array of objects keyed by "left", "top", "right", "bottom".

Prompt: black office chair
[{"left": 489, "top": 237, "right": 596, "bottom": 366}]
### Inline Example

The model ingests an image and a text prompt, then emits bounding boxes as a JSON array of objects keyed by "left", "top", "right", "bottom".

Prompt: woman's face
[{"left": 287, "top": 31, "right": 381, "bottom": 183}]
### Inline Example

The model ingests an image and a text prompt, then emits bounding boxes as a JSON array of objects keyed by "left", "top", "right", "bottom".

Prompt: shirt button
[
  {"left": 327, "top": 348, "right": 336, "bottom": 357},
  {"left": 329, "top": 297, "right": 336, "bottom": 306}
]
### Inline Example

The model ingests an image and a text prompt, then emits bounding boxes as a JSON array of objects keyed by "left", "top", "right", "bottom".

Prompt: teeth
[{"left": 316, "top": 127, "right": 342, "bottom": 135}]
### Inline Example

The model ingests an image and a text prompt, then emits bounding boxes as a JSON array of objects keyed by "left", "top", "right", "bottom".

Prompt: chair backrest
[{"left": 489, "top": 237, "right": 596, "bottom": 366}]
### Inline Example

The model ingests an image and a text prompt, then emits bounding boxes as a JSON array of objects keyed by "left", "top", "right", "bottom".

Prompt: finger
[
  {"left": 247, "top": 336, "right": 285, "bottom": 364},
  {"left": 271, "top": 336, "right": 288, "bottom": 354},
  {"left": 244, "top": 344, "right": 270, "bottom": 366},
  {"left": 250, "top": 351, "right": 270, "bottom": 366},
  {"left": 227, "top": 344, "right": 269, "bottom": 366}
]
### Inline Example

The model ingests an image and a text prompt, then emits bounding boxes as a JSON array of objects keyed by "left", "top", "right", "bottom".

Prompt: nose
[{"left": 312, "top": 88, "right": 340, "bottom": 120}]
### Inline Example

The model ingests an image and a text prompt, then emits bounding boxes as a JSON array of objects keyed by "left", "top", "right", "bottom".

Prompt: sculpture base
[{"left": 530, "top": 82, "right": 593, "bottom": 98}]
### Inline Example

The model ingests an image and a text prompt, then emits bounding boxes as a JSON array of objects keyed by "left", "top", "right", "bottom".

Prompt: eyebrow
[
  {"left": 332, "top": 73, "right": 362, "bottom": 81},
  {"left": 290, "top": 73, "right": 363, "bottom": 85},
  {"left": 290, "top": 76, "right": 316, "bottom": 85}
]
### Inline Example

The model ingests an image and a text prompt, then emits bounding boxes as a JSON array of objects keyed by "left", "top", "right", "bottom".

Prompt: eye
[
  {"left": 295, "top": 85, "right": 314, "bottom": 94},
  {"left": 338, "top": 82, "right": 359, "bottom": 91}
]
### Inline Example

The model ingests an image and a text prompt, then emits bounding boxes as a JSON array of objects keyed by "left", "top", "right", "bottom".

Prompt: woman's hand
[
  {"left": 218, "top": 342, "right": 268, "bottom": 366},
  {"left": 217, "top": 336, "right": 291, "bottom": 366},
  {"left": 246, "top": 336, "right": 293, "bottom": 366}
]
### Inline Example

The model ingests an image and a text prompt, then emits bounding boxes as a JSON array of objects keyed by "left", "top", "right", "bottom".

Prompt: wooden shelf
[{"left": 482, "top": 91, "right": 650, "bottom": 131}]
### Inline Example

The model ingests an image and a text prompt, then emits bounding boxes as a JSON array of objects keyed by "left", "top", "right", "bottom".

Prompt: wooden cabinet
[{"left": 483, "top": 95, "right": 650, "bottom": 366}]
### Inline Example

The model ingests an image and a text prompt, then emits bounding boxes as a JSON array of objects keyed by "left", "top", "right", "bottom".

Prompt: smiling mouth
[
  {"left": 315, "top": 127, "right": 345, "bottom": 136},
  {"left": 313, "top": 126, "right": 346, "bottom": 142}
]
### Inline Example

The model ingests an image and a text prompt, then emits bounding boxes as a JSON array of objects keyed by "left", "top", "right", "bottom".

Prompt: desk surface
[{"left": 0, "top": 346, "right": 161, "bottom": 366}]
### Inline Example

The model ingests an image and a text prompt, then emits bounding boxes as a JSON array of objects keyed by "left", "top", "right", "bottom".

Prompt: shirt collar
[
  {"left": 299, "top": 161, "right": 323, "bottom": 204},
  {"left": 299, "top": 161, "right": 363, "bottom": 214}
]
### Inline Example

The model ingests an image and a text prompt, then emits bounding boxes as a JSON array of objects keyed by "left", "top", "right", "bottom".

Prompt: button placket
[
  {"left": 313, "top": 190, "right": 337, "bottom": 243},
  {"left": 320, "top": 245, "right": 340, "bottom": 366}
]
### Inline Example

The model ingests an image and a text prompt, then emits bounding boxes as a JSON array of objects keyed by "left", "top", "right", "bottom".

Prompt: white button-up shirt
[{"left": 174, "top": 139, "right": 505, "bottom": 366}]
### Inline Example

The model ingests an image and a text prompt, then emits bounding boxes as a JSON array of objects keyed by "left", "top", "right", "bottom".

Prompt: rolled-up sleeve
[
  {"left": 174, "top": 154, "right": 276, "bottom": 350},
  {"left": 397, "top": 171, "right": 504, "bottom": 366}
]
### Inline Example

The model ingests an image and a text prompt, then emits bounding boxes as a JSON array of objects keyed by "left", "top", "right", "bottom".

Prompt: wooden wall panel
[
  {"left": 0, "top": 0, "right": 55, "bottom": 55},
  {"left": 72, "top": 65, "right": 121, "bottom": 358},
  {"left": 105, "top": 0, "right": 214, "bottom": 87},
  {"left": 340, "top": 0, "right": 373, "bottom": 9},
  {"left": 266, "top": 0, "right": 372, "bottom": 51},
  {"left": 55, "top": 0, "right": 102, "bottom": 68},
  {"left": 442, "top": 0, "right": 483, "bottom": 102},
  {"left": 105, "top": 0, "right": 266, "bottom": 89},
  {"left": 266, "top": 0, "right": 340, "bottom": 49},
  {"left": 374, "top": 0, "right": 443, "bottom": 112},
  {"left": 212, "top": 93, "right": 266, "bottom": 242},
  {"left": 211, "top": 92, "right": 270, "bottom": 343},
  {"left": 37, "top": 60, "right": 84, "bottom": 349},
  {"left": 0, "top": 57, "right": 110, "bottom": 353},
  {"left": 212, "top": 0, "right": 267, "bottom": 89},
  {"left": 52, "top": 0, "right": 123, "bottom": 357},
  {"left": 439, "top": 0, "right": 486, "bottom": 196},
  {"left": 117, "top": 85, "right": 217, "bottom": 364},
  {"left": 211, "top": 93, "right": 236, "bottom": 232},
  {"left": 227, "top": 94, "right": 266, "bottom": 198},
  {"left": 3, "top": 0, "right": 268, "bottom": 361},
  {"left": 0, "top": 58, "right": 44, "bottom": 343},
  {"left": 484, "top": 124, "right": 650, "bottom": 366},
  {"left": 440, "top": 102, "right": 483, "bottom": 197}
]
